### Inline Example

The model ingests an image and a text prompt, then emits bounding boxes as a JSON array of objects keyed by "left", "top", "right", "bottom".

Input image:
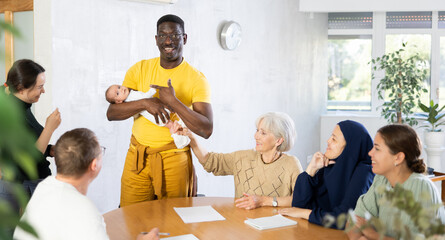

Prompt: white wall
[{"left": 34, "top": 0, "right": 328, "bottom": 214}]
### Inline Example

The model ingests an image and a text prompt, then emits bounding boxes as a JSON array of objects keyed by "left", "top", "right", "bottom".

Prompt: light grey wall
[{"left": 35, "top": 0, "right": 328, "bottom": 213}]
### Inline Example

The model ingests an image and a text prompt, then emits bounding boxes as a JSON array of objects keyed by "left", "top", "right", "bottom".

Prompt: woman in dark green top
[{"left": 2, "top": 59, "right": 61, "bottom": 194}]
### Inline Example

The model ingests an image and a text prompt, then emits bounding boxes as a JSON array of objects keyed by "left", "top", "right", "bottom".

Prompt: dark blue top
[{"left": 292, "top": 120, "right": 375, "bottom": 229}]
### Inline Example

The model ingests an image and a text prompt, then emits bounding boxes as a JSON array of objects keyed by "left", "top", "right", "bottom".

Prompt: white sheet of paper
[
  {"left": 173, "top": 205, "right": 226, "bottom": 223},
  {"left": 162, "top": 234, "right": 199, "bottom": 240},
  {"left": 244, "top": 214, "right": 297, "bottom": 230}
]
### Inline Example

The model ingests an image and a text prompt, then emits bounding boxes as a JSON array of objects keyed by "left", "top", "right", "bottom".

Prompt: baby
[{"left": 105, "top": 84, "right": 190, "bottom": 149}]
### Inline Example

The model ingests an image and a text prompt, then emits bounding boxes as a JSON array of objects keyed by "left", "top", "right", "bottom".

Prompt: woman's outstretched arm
[{"left": 173, "top": 122, "right": 209, "bottom": 165}]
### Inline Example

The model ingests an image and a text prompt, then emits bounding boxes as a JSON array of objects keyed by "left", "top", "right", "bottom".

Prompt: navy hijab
[{"left": 323, "top": 120, "right": 374, "bottom": 206}]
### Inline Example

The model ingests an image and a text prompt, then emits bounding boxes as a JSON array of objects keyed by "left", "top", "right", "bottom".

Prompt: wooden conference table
[{"left": 103, "top": 197, "right": 348, "bottom": 240}]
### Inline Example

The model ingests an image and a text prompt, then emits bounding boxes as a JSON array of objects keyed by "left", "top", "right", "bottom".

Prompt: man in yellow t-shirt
[{"left": 107, "top": 14, "right": 213, "bottom": 207}]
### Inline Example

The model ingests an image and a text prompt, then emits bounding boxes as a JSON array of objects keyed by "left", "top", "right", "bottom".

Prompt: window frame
[{"left": 327, "top": 11, "right": 445, "bottom": 115}]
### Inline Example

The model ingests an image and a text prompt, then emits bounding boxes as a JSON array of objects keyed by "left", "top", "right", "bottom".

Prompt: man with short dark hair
[
  {"left": 107, "top": 14, "right": 213, "bottom": 207},
  {"left": 13, "top": 128, "right": 159, "bottom": 240}
]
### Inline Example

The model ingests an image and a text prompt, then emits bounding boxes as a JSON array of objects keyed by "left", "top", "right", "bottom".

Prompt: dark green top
[{"left": 12, "top": 94, "right": 51, "bottom": 181}]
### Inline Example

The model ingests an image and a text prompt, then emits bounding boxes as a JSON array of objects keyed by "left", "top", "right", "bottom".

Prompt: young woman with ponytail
[{"left": 348, "top": 124, "right": 445, "bottom": 239}]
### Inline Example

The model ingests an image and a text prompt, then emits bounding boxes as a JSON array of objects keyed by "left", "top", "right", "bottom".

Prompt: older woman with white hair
[{"left": 174, "top": 112, "right": 303, "bottom": 209}]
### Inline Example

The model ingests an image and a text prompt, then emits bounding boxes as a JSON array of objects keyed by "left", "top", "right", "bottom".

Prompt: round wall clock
[{"left": 220, "top": 21, "right": 242, "bottom": 51}]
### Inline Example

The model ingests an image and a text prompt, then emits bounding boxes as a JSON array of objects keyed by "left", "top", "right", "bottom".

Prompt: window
[
  {"left": 328, "top": 35, "right": 372, "bottom": 111},
  {"left": 328, "top": 11, "right": 443, "bottom": 112},
  {"left": 327, "top": 13, "right": 373, "bottom": 111}
]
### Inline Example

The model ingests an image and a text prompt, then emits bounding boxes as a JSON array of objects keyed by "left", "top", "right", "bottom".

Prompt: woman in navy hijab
[{"left": 279, "top": 120, "right": 374, "bottom": 229}]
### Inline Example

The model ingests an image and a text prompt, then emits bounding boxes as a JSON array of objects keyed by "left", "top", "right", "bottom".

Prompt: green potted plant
[
  {"left": 371, "top": 43, "right": 428, "bottom": 126},
  {"left": 417, "top": 100, "right": 445, "bottom": 133},
  {"left": 0, "top": 20, "right": 38, "bottom": 239},
  {"left": 417, "top": 100, "right": 445, "bottom": 171},
  {"left": 0, "top": 91, "right": 40, "bottom": 239}
]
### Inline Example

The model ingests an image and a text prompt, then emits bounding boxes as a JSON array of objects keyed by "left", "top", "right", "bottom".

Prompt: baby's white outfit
[{"left": 126, "top": 89, "right": 190, "bottom": 149}]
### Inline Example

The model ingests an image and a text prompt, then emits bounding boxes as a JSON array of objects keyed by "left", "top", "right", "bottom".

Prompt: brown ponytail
[{"left": 377, "top": 124, "right": 426, "bottom": 173}]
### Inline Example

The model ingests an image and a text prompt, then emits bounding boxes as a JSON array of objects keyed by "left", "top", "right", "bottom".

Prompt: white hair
[{"left": 255, "top": 112, "right": 296, "bottom": 152}]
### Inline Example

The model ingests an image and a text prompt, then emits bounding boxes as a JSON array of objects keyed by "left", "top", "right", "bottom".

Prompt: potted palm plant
[
  {"left": 417, "top": 100, "right": 445, "bottom": 148},
  {"left": 371, "top": 43, "right": 428, "bottom": 126},
  {"left": 417, "top": 100, "right": 445, "bottom": 171}
]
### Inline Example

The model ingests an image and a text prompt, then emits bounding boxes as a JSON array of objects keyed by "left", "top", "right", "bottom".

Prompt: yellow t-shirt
[{"left": 123, "top": 57, "right": 211, "bottom": 150}]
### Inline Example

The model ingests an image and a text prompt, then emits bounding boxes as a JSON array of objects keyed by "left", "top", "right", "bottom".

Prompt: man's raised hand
[{"left": 150, "top": 79, "right": 176, "bottom": 106}]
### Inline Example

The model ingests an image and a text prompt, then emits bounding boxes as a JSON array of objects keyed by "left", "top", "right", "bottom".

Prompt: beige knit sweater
[{"left": 204, "top": 149, "right": 303, "bottom": 198}]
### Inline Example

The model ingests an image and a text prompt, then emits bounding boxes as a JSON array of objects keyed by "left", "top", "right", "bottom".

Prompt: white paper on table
[
  {"left": 244, "top": 214, "right": 297, "bottom": 230},
  {"left": 173, "top": 205, "right": 226, "bottom": 223},
  {"left": 162, "top": 234, "right": 199, "bottom": 240}
]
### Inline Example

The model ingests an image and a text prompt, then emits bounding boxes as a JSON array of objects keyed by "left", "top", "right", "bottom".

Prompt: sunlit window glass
[{"left": 327, "top": 35, "right": 372, "bottom": 111}]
